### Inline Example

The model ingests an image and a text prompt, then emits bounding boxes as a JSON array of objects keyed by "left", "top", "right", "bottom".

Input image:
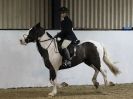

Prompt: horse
[{"left": 20, "top": 23, "right": 120, "bottom": 96}]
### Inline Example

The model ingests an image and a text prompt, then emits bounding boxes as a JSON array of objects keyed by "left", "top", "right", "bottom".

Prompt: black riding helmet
[{"left": 59, "top": 7, "right": 69, "bottom": 13}]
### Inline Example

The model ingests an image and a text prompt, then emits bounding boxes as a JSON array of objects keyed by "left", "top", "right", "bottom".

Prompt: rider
[{"left": 55, "top": 7, "right": 78, "bottom": 67}]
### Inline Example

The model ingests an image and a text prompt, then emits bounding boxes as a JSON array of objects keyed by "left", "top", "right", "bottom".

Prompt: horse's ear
[{"left": 35, "top": 22, "right": 40, "bottom": 28}]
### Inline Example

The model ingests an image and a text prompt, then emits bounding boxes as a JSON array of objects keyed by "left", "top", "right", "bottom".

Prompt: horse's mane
[
  {"left": 46, "top": 32, "right": 53, "bottom": 38},
  {"left": 38, "top": 27, "right": 53, "bottom": 39}
]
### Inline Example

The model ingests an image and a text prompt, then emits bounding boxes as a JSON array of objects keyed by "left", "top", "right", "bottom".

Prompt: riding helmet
[{"left": 59, "top": 7, "right": 69, "bottom": 13}]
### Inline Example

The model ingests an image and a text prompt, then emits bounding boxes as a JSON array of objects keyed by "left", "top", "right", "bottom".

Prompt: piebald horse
[{"left": 20, "top": 23, "right": 120, "bottom": 96}]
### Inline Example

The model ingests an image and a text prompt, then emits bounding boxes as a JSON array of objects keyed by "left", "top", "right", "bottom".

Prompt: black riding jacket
[{"left": 56, "top": 16, "right": 78, "bottom": 41}]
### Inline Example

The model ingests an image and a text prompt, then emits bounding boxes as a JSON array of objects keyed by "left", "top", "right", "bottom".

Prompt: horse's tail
[{"left": 103, "top": 47, "right": 120, "bottom": 76}]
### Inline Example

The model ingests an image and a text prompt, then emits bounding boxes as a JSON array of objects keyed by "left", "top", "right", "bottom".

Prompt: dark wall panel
[
  {"left": 0, "top": 0, "right": 52, "bottom": 29},
  {"left": 61, "top": 0, "right": 133, "bottom": 29}
]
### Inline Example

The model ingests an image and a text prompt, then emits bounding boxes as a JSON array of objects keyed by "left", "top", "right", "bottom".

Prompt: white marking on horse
[{"left": 40, "top": 33, "right": 62, "bottom": 71}]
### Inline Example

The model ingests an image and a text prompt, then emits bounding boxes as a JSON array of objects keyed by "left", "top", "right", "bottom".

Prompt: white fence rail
[{"left": 0, "top": 30, "right": 132, "bottom": 88}]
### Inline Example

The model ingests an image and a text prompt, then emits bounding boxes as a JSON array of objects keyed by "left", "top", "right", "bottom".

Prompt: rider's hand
[{"left": 57, "top": 37, "right": 61, "bottom": 41}]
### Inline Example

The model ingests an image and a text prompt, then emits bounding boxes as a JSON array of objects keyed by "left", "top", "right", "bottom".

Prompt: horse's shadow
[{"left": 57, "top": 89, "right": 107, "bottom": 96}]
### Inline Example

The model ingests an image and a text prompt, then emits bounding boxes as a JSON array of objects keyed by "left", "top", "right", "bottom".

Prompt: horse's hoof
[
  {"left": 61, "top": 82, "right": 69, "bottom": 87},
  {"left": 94, "top": 82, "right": 99, "bottom": 89},
  {"left": 109, "top": 81, "right": 115, "bottom": 86},
  {"left": 48, "top": 92, "right": 55, "bottom": 97}
]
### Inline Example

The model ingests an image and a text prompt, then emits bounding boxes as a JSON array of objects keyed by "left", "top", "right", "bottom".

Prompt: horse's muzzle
[{"left": 20, "top": 39, "right": 27, "bottom": 45}]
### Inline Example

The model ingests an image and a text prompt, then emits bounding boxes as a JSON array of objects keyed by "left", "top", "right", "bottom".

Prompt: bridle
[{"left": 22, "top": 32, "right": 59, "bottom": 52}]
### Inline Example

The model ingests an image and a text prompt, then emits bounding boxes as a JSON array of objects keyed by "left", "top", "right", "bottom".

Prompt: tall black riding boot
[{"left": 62, "top": 48, "right": 71, "bottom": 67}]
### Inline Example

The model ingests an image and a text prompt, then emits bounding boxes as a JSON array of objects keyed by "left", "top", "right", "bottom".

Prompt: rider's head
[{"left": 59, "top": 7, "right": 69, "bottom": 21}]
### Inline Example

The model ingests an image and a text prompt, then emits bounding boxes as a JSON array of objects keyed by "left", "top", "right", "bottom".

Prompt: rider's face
[{"left": 60, "top": 13, "right": 67, "bottom": 21}]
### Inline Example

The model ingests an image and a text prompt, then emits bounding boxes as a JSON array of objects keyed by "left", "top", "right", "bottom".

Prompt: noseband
[
  {"left": 23, "top": 34, "right": 28, "bottom": 40},
  {"left": 22, "top": 34, "right": 31, "bottom": 43}
]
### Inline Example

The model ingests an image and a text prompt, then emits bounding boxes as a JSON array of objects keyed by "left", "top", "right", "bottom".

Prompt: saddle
[{"left": 57, "top": 39, "right": 80, "bottom": 58}]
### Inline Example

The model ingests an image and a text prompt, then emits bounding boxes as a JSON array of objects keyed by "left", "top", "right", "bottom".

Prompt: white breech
[{"left": 61, "top": 40, "right": 71, "bottom": 49}]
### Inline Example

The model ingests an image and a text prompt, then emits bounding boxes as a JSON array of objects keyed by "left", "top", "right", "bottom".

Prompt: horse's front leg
[
  {"left": 48, "top": 69, "right": 58, "bottom": 96},
  {"left": 49, "top": 79, "right": 57, "bottom": 96}
]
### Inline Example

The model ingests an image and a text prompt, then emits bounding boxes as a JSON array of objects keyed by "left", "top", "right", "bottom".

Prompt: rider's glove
[{"left": 57, "top": 37, "right": 61, "bottom": 41}]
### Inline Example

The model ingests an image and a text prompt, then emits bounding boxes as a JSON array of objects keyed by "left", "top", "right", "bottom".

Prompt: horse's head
[{"left": 20, "top": 23, "right": 45, "bottom": 45}]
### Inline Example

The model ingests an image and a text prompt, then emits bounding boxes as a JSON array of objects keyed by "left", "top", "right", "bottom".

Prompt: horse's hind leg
[
  {"left": 100, "top": 68, "right": 108, "bottom": 86},
  {"left": 91, "top": 65, "right": 100, "bottom": 89},
  {"left": 85, "top": 62, "right": 100, "bottom": 89}
]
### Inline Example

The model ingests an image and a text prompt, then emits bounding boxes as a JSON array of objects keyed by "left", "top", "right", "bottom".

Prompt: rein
[
  {"left": 39, "top": 37, "right": 59, "bottom": 52},
  {"left": 39, "top": 38, "right": 54, "bottom": 50},
  {"left": 39, "top": 38, "right": 53, "bottom": 42}
]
